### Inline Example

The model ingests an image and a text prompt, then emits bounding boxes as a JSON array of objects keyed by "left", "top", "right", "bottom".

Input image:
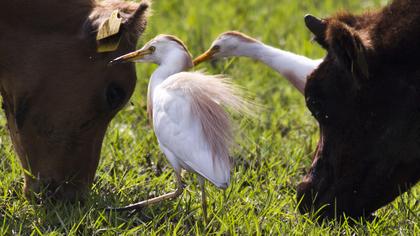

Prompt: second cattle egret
[
  {"left": 193, "top": 31, "right": 323, "bottom": 94},
  {"left": 108, "top": 35, "right": 252, "bottom": 221}
]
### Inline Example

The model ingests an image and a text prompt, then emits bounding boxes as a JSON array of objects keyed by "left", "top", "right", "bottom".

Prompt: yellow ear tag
[{"left": 96, "top": 10, "right": 123, "bottom": 53}]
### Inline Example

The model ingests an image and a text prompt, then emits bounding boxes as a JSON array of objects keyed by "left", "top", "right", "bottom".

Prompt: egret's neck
[
  {"left": 150, "top": 53, "right": 191, "bottom": 92},
  {"left": 149, "top": 64, "right": 181, "bottom": 91},
  {"left": 147, "top": 53, "right": 192, "bottom": 119},
  {"left": 237, "top": 42, "right": 322, "bottom": 94}
]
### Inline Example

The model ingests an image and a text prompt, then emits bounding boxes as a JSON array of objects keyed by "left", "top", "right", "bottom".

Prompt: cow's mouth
[
  {"left": 297, "top": 129, "right": 328, "bottom": 215},
  {"left": 296, "top": 134, "right": 389, "bottom": 219},
  {"left": 296, "top": 129, "right": 373, "bottom": 219},
  {"left": 24, "top": 178, "right": 89, "bottom": 203},
  {"left": 296, "top": 171, "right": 371, "bottom": 219}
]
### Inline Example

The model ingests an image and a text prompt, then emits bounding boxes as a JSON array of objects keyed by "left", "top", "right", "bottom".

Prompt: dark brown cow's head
[
  {"left": 0, "top": 0, "right": 149, "bottom": 201},
  {"left": 298, "top": 0, "right": 420, "bottom": 219}
]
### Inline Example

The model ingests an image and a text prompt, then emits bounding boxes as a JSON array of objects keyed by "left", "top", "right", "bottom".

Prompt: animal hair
[
  {"left": 322, "top": 0, "right": 420, "bottom": 66},
  {"left": 1, "top": 0, "right": 150, "bottom": 36},
  {"left": 0, "top": 0, "right": 94, "bottom": 33},
  {"left": 90, "top": 0, "right": 150, "bottom": 37}
]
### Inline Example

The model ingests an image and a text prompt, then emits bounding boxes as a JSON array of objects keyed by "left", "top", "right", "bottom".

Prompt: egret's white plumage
[
  {"left": 153, "top": 72, "right": 240, "bottom": 188},
  {"left": 108, "top": 35, "right": 252, "bottom": 220},
  {"left": 193, "top": 31, "right": 323, "bottom": 94}
]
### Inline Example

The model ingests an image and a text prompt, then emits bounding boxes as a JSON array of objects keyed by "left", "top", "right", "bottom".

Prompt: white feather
[{"left": 153, "top": 85, "right": 230, "bottom": 187}]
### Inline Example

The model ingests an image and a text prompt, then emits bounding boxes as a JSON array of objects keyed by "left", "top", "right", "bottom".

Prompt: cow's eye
[
  {"left": 306, "top": 97, "right": 329, "bottom": 122},
  {"left": 106, "top": 83, "right": 126, "bottom": 110}
]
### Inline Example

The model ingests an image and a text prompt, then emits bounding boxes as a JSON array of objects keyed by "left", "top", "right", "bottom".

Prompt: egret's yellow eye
[
  {"left": 149, "top": 46, "right": 156, "bottom": 52},
  {"left": 212, "top": 45, "right": 220, "bottom": 51}
]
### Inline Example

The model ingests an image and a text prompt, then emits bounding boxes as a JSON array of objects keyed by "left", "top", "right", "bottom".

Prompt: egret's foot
[
  {"left": 105, "top": 202, "right": 147, "bottom": 213},
  {"left": 106, "top": 173, "right": 184, "bottom": 215}
]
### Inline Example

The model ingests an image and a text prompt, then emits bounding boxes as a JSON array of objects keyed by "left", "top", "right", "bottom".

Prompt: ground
[{"left": 1, "top": 0, "right": 419, "bottom": 234}]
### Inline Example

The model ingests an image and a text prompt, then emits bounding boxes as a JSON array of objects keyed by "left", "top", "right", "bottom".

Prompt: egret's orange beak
[
  {"left": 193, "top": 48, "right": 219, "bottom": 66},
  {"left": 109, "top": 47, "right": 154, "bottom": 65}
]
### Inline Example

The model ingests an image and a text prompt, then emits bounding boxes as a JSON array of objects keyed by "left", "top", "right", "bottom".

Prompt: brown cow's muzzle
[
  {"left": 297, "top": 166, "right": 383, "bottom": 219},
  {"left": 17, "top": 135, "right": 104, "bottom": 203},
  {"left": 296, "top": 155, "right": 337, "bottom": 218},
  {"left": 296, "top": 143, "right": 379, "bottom": 219},
  {"left": 296, "top": 139, "right": 420, "bottom": 219},
  {"left": 24, "top": 178, "right": 90, "bottom": 202},
  {"left": 21, "top": 157, "right": 98, "bottom": 203},
  {"left": 8, "top": 113, "right": 107, "bottom": 203}
]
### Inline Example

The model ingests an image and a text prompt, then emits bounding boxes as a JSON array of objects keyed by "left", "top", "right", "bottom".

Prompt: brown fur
[
  {"left": 0, "top": 1, "right": 94, "bottom": 33},
  {"left": 91, "top": 0, "right": 150, "bottom": 39},
  {"left": 0, "top": 0, "right": 150, "bottom": 201},
  {"left": 299, "top": 0, "right": 420, "bottom": 219}
]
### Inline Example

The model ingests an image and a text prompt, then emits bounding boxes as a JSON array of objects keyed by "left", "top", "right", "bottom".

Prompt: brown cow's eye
[
  {"left": 106, "top": 83, "right": 126, "bottom": 110},
  {"left": 307, "top": 97, "right": 329, "bottom": 122},
  {"left": 309, "top": 100, "right": 321, "bottom": 117}
]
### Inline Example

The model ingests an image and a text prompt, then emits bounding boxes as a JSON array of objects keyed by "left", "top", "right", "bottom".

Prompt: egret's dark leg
[
  {"left": 106, "top": 172, "right": 184, "bottom": 213},
  {"left": 197, "top": 175, "right": 208, "bottom": 224}
]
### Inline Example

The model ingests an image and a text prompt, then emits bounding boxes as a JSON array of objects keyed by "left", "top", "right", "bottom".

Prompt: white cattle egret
[
  {"left": 193, "top": 31, "right": 323, "bottom": 94},
  {"left": 108, "top": 35, "right": 252, "bottom": 221}
]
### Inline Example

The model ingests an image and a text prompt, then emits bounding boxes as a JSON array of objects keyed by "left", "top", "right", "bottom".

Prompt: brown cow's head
[
  {"left": 297, "top": 13, "right": 420, "bottom": 218},
  {"left": 0, "top": 0, "right": 149, "bottom": 201}
]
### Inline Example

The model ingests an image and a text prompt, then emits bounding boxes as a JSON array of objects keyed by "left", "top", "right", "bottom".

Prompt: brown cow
[
  {"left": 0, "top": 0, "right": 149, "bottom": 201},
  {"left": 298, "top": 0, "right": 420, "bottom": 218}
]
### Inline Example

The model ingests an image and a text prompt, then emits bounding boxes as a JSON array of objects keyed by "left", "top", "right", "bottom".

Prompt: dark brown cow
[
  {"left": 298, "top": 0, "right": 420, "bottom": 218},
  {"left": 0, "top": 0, "right": 149, "bottom": 201}
]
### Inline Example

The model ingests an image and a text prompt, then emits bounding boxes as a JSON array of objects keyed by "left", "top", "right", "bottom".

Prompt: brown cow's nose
[
  {"left": 24, "top": 179, "right": 88, "bottom": 203},
  {"left": 52, "top": 182, "right": 88, "bottom": 202}
]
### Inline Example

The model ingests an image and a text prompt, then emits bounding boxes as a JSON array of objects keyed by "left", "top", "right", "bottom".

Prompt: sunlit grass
[{"left": 1, "top": 0, "right": 418, "bottom": 234}]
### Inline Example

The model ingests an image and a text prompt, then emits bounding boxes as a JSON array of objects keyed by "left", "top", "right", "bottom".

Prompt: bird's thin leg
[
  {"left": 106, "top": 172, "right": 184, "bottom": 213},
  {"left": 197, "top": 175, "right": 208, "bottom": 224}
]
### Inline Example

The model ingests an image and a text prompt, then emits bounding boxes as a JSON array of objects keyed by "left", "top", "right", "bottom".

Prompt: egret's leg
[
  {"left": 197, "top": 175, "right": 208, "bottom": 224},
  {"left": 106, "top": 172, "right": 184, "bottom": 212}
]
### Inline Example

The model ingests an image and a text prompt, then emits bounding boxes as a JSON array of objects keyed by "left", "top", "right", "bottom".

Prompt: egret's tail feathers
[{"left": 164, "top": 72, "right": 254, "bottom": 166}]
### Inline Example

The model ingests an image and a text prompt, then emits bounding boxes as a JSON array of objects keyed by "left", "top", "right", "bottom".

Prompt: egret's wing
[{"left": 152, "top": 85, "right": 230, "bottom": 188}]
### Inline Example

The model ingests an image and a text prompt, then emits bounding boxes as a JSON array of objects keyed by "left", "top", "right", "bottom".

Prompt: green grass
[{"left": 1, "top": 0, "right": 419, "bottom": 234}]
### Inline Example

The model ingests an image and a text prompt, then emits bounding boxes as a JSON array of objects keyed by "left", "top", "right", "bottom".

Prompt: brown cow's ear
[
  {"left": 91, "top": 0, "right": 150, "bottom": 53},
  {"left": 326, "top": 20, "right": 369, "bottom": 81},
  {"left": 96, "top": 10, "right": 123, "bottom": 52},
  {"left": 123, "top": 1, "right": 150, "bottom": 38},
  {"left": 304, "top": 14, "right": 328, "bottom": 48}
]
